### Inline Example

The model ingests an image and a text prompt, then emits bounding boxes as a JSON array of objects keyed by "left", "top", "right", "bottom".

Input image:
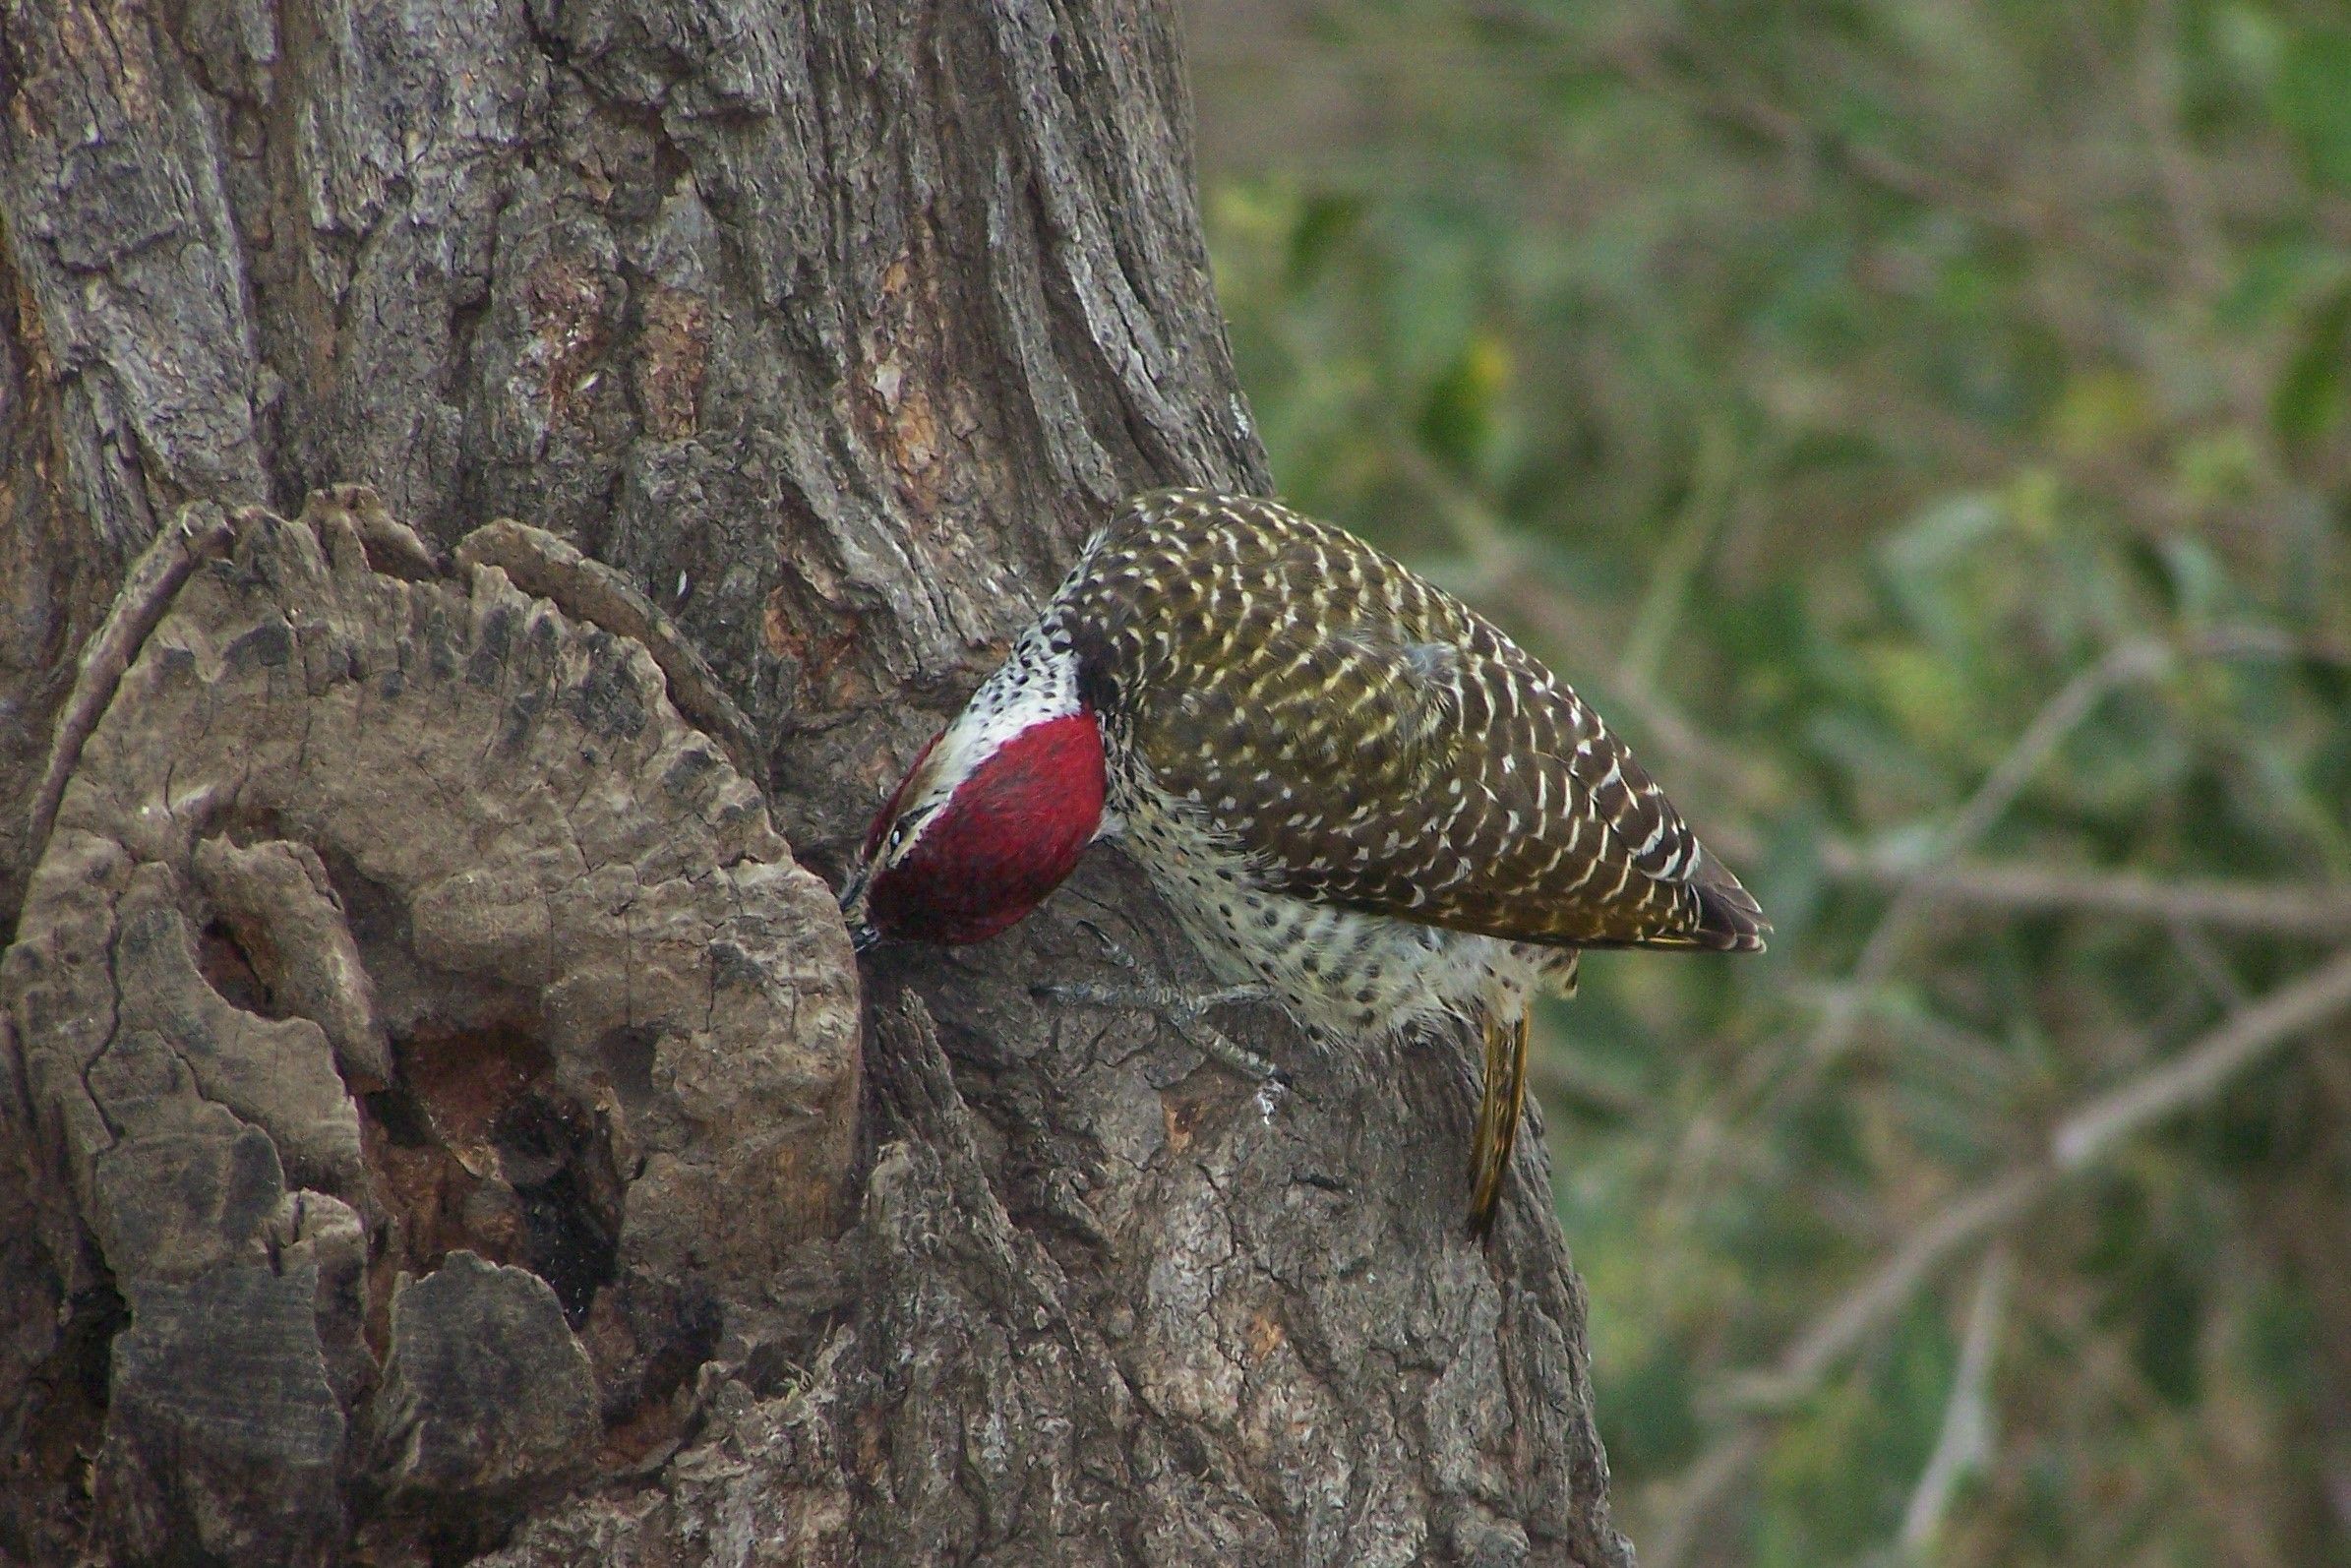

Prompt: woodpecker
[{"left": 840, "top": 489, "right": 1765, "bottom": 1234}]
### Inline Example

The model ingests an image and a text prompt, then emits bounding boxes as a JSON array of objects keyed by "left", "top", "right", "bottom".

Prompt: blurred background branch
[
  {"left": 1816, "top": 854, "right": 2351, "bottom": 938},
  {"left": 1186, "top": 0, "right": 2351, "bottom": 1560},
  {"left": 1660, "top": 942, "right": 2351, "bottom": 1563},
  {"left": 1899, "top": 1244, "right": 2012, "bottom": 1555}
]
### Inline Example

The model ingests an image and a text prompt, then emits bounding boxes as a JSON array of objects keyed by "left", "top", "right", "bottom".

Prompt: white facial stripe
[{"left": 886, "top": 630, "right": 1084, "bottom": 864}]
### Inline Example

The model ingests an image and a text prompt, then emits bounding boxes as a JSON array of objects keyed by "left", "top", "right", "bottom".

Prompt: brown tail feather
[
  {"left": 1691, "top": 856, "right": 1769, "bottom": 952},
  {"left": 1468, "top": 1005, "right": 1532, "bottom": 1238}
]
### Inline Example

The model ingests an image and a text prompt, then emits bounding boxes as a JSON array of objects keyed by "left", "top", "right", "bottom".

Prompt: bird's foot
[
  {"left": 1039, "top": 977, "right": 1287, "bottom": 1082},
  {"left": 1041, "top": 924, "right": 1286, "bottom": 1083}
]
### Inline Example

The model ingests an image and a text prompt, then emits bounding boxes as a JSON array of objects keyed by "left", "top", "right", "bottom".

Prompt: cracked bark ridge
[{"left": 1, "top": 490, "right": 859, "bottom": 1563}]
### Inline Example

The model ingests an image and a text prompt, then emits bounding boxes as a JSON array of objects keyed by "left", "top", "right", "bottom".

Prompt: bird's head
[{"left": 839, "top": 645, "right": 1107, "bottom": 951}]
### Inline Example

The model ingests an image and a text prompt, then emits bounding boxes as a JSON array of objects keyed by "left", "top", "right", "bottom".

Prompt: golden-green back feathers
[{"left": 1058, "top": 489, "right": 1766, "bottom": 954}]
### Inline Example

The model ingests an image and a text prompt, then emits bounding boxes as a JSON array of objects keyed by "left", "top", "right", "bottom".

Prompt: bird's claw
[
  {"left": 1033, "top": 975, "right": 1287, "bottom": 1084},
  {"left": 1071, "top": 918, "right": 1144, "bottom": 973}
]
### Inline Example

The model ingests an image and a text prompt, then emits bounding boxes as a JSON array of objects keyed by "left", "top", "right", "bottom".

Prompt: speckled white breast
[{"left": 1109, "top": 758, "right": 1574, "bottom": 1042}]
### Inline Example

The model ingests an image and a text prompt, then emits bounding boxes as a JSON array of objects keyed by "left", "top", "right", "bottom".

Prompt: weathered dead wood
[{"left": 3, "top": 492, "right": 858, "bottom": 1562}]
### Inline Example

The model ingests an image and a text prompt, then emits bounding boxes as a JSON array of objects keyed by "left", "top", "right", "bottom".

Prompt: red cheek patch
[{"left": 867, "top": 713, "right": 1105, "bottom": 944}]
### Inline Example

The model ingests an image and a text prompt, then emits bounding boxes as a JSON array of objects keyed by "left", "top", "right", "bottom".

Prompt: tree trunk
[{"left": 0, "top": 2, "right": 1630, "bottom": 1563}]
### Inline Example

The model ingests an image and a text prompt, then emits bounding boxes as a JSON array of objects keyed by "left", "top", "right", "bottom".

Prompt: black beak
[{"left": 839, "top": 864, "right": 879, "bottom": 954}]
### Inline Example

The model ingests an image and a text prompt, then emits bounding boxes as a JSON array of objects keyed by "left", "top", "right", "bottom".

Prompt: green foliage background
[{"left": 1187, "top": 2, "right": 2351, "bottom": 1562}]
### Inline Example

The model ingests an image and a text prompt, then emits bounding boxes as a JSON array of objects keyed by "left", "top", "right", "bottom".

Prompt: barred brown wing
[{"left": 1072, "top": 490, "right": 1766, "bottom": 953}]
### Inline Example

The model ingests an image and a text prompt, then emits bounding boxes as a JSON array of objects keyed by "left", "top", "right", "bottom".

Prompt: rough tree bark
[{"left": 0, "top": 3, "right": 1630, "bottom": 1564}]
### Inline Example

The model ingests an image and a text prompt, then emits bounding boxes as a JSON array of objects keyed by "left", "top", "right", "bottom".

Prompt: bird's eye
[{"left": 887, "top": 810, "right": 931, "bottom": 854}]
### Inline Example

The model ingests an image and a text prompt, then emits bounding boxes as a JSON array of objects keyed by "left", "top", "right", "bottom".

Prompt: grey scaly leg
[{"left": 1039, "top": 924, "right": 1287, "bottom": 1083}]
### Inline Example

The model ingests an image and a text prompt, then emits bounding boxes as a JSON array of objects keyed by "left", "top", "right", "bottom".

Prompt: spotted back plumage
[{"left": 1055, "top": 489, "right": 1765, "bottom": 955}]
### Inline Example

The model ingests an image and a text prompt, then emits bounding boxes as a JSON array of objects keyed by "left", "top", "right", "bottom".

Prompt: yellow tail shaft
[{"left": 1468, "top": 1005, "right": 1531, "bottom": 1236}]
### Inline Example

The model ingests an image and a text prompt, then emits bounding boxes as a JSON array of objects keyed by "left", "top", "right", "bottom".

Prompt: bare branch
[
  {"left": 25, "top": 503, "right": 235, "bottom": 875},
  {"left": 1817, "top": 850, "right": 2351, "bottom": 938},
  {"left": 1619, "top": 414, "right": 1739, "bottom": 693},
  {"left": 1715, "top": 1172, "right": 2048, "bottom": 1417},
  {"left": 1646, "top": 1430, "right": 1767, "bottom": 1568},
  {"left": 1590, "top": 30, "right": 2166, "bottom": 275},
  {"left": 1757, "top": 618, "right": 2324, "bottom": 1119},
  {"left": 2055, "top": 944, "right": 2351, "bottom": 1170},
  {"left": 1657, "top": 943, "right": 2351, "bottom": 1563},
  {"left": 1899, "top": 1245, "right": 2012, "bottom": 1551},
  {"left": 1731, "top": 636, "right": 2179, "bottom": 1161}
]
